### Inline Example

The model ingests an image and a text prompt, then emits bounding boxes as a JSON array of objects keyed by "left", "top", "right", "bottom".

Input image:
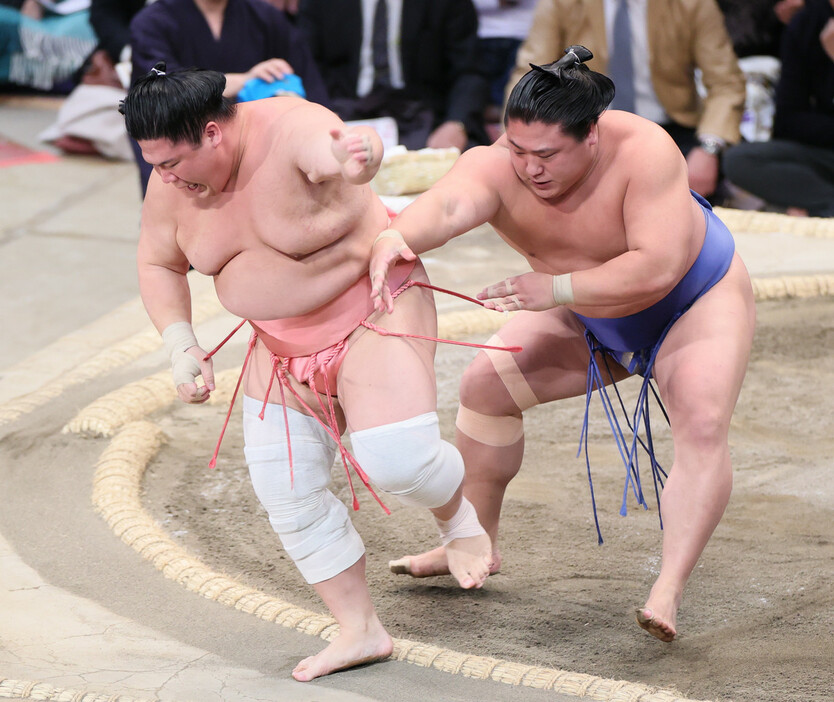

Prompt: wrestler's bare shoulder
[
  {"left": 464, "top": 135, "right": 513, "bottom": 178},
  {"left": 142, "top": 176, "right": 188, "bottom": 227},
  {"left": 237, "top": 97, "right": 337, "bottom": 146},
  {"left": 452, "top": 139, "right": 516, "bottom": 184},
  {"left": 597, "top": 111, "right": 683, "bottom": 173},
  {"left": 438, "top": 139, "right": 520, "bottom": 210}
]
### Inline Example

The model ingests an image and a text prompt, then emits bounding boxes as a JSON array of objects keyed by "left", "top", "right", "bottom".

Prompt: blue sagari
[{"left": 574, "top": 191, "right": 736, "bottom": 543}]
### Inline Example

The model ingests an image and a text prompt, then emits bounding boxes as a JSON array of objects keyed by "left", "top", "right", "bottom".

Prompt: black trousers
[{"left": 724, "top": 139, "right": 834, "bottom": 217}]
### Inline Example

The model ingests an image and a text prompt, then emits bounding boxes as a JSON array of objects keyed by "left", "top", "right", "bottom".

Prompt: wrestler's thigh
[
  {"left": 653, "top": 255, "right": 756, "bottom": 430},
  {"left": 338, "top": 277, "right": 438, "bottom": 432},
  {"left": 460, "top": 307, "right": 611, "bottom": 414}
]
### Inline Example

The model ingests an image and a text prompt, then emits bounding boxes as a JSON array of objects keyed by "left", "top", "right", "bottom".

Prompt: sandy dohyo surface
[{"left": 143, "top": 297, "right": 834, "bottom": 702}]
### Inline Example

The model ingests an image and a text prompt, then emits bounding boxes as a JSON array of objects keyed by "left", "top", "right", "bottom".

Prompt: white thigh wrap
[
  {"left": 349, "top": 412, "right": 463, "bottom": 510},
  {"left": 242, "top": 396, "right": 365, "bottom": 585}
]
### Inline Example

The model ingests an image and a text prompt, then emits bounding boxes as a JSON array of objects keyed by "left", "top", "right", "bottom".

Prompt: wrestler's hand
[
  {"left": 370, "top": 229, "right": 416, "bottom": 314},
  {"left": 477, "top": 272, "right": 565, "bottom": 312},
  {"left": 162, "top": 322, "right": 216, "bottom": 404},
  {"left": 330, "top": 128, "right": 379, "bottom": 182},
  {"left": 175, "top": 346, "right": 216, "bottom": 404}
]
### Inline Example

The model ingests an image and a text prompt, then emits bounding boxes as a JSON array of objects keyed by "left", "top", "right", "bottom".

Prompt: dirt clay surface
[{"left": 143, "top": 297, "right": 834, "bottom": 702}]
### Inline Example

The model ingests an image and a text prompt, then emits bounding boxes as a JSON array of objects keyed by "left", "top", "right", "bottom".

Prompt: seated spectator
[
  {"left": 129, "top": 0, "right": 329, "bottom": 194},
  {"left": 0, "top": 0, "right": 97, "bottom": 93},
  {"left": 297, "top": 0, "right": 488, "bottom": 151},
  {"left": 717, "top": 1, "right": 807, "bottom": 146},
  {"left": 506, "top": 0, "right": 746, "bottom": 204},
  {"left": 472, "top": 0, "right": 535, "bottom": 127},
  {"left": 723, "top": 0, "right": 834, "bottom": 217},
  {"left": 717, "top": 0, "right": 784, "bottom": 59},
  {"left": 39, "top": 0, "right": 146, "bottom": 158},
  {"left": 83, "top": 0, "right": 146, "bottom": 86}
]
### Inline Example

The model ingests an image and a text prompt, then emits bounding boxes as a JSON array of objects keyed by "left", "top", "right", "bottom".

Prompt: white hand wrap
[
  {"left": 161, "top": 321, "right": 202, "bottom": 387},
  {"left": 552, "top": 273, "right": 575, "bottom": 306},
  {"left": 436, "top": 497, "right": 487, "bottom": 546},
  {"left": 373, "top": 228, "right": 405, "bottom": 246}
]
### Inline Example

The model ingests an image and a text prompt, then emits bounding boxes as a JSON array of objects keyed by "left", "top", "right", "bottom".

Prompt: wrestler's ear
[
  {"left": 204, "top": 121, "right": 223, "bottom": 148},
  {"left": 586, "top": 123, "right": 599, "bottom": 147}
]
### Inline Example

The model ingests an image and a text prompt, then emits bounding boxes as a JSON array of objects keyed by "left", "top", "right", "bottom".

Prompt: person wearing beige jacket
[{"left": 505, "top": 0, "right": 746, "bottom": 201}]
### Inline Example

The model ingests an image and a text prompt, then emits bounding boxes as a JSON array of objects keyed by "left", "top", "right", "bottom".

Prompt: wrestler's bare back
[
  {"left": 139, "top": 98, "right": 390, "bottom": 323},
  {"left": 456, "top": 112, "right": 709, "bottom": 318}
]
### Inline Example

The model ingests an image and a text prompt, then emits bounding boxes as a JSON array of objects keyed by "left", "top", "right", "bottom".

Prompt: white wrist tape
[
  {"left": 552, "top": 273, "right": 575, "bottom": 306},
  {"left": 373, "top": 228, "right": 405, "bottom": 246},
  {"left": 436, "top": 496, "right": 487, "bottom": 546},
  {"left": 161, "top": 321, "right": 202, "bottom": 387}
]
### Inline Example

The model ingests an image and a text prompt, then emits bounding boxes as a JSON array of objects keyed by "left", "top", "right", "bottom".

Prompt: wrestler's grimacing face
[
  {"left": 506, "top": 119, "right": 594, "bottom": 199},
  {"left": 140, "top": 137, "right": 214, "bottom": 196}
]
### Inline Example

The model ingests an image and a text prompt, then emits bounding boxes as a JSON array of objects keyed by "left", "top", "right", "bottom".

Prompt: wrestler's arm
[
  {"left": 570, "top": 140, "right": 694, "bottom": 310},
  {"left": 137, "top": 194, "right": 192, "bottom": 331},
  {"left": 137, "top": 194, "right": 215, "bottom": 403},
  {"left": 291, "top": 104, "right": 384, "bottom": 185},
  {"left": 370, "top": 145, "right": 503, "bottom": 312},
  {"left": 393, "top": 146, "right": 502, "bottom": 253},
  {"left": 479, "top": 132, "right": 694, "bottom": 313}
]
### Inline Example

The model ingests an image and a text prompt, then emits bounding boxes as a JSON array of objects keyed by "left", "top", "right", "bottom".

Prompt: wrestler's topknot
[
  {"left": 530, "top": 44, "right": 594, "bottom": 79},
  {"left": 120, "top": 66, "right": 236, "bottom": 145},
  {"left": 505, "top": 44, "right": 615, "bottom": 141}
]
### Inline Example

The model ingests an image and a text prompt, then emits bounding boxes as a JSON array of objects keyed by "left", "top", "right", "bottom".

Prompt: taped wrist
[
  {"left": 436, "top": 497, "right": 486, "bottom": 546},
  {"left": 552, "top": 273, "right": 575, "bottom": 305},
  {"left": 373, "top": 228, "right": 405, "bottom": 247},
  {"left": 161, "top": 321, "right": 202, "bottom": 387}
]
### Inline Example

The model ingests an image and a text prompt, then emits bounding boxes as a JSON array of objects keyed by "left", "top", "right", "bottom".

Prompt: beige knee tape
[
  {"left": 456, "top": 405, "right": 523, "bottom": 447},
  {"left": 484, "top": 334, "right": 539, "bottom": 411}
]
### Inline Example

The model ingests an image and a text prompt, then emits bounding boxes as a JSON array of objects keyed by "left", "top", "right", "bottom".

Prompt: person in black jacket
[
  {"left": 716, "top": 0, "right": 784, "bottom": 59},
  {"left": 724, "top": 0, "right": 834, "bottom": 216},
  {"left": 297, "top": 0, "right": 488, "bottom": 151}
]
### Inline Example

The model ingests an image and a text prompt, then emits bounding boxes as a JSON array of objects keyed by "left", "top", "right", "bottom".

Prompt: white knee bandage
[
  {"left": 436, "top": 497, "right": 486, "bottom": 545},
  {"left": 349, "top": 412, "right": 463, "bottom": 510},
  {"left": 243, "top": 396, "right": 365, "bottom": 584}
]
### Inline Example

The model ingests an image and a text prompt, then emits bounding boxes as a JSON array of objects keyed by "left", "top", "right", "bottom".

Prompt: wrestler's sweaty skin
[
  {"left": 369, "top": 71, "right": 755, "bottom": 644},
  {"left": 134, "top": 88, "right": 492, "bottom": 680}
]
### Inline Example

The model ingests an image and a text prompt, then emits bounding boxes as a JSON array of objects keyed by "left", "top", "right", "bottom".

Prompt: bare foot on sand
[
  {"left": 389, "top": 544, "right": 502, "bottom": 581},
  {"left": 635, "top": 606, "right": 677, "bottom": 642},
  {"left": 445, "top": 532, "right": 494, "bottom": 588},
  {"left": 292, "top": 623, "right": 394, "bottom": 682}
]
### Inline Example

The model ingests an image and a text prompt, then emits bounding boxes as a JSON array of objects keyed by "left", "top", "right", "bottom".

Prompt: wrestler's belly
[
  {"left": 213, "top": 249, "right": 370, "bottom": 321},
  {"left": 241, "top": 259, "right": 432, "bottom": 406}
]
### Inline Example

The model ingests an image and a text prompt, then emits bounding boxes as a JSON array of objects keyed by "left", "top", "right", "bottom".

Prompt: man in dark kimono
[{"left": 128, "top": 0, "right": 329, "bottom": 193}]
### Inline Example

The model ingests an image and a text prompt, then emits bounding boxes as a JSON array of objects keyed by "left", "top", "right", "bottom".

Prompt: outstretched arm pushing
[{"left": 370, "top": 147, "right": 503, "bottom": 312}]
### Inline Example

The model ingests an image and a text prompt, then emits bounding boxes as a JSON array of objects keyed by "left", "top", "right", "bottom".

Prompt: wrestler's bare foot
[
  {"left": 635, "top": 588, "right": 680, "bottom": 642},
  {"left": 291, "top": 622, "right": 394, "bottom": 682},
  {"left": 444, "top": 532, "right": 492, "bottom": 588},
  {"left": 389, "top": 544, "right": 502, "bottom": 580}
]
